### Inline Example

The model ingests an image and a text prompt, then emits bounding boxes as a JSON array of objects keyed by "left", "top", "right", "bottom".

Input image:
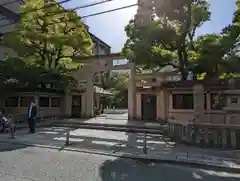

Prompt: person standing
[{"left": 27, "top": 100, "right": 37, "bottom": 133}]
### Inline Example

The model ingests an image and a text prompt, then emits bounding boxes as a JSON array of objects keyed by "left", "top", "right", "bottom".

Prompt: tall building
[{"left": 0, "top": 0, "right": 20, "bottom": 61}]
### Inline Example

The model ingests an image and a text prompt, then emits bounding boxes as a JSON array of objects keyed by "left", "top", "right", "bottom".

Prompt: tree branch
[{"left": 188, "top": 26, "right": 197, "bottom": 50}]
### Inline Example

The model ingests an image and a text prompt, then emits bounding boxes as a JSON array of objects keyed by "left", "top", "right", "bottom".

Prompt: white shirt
[{"left": 28, "top": 103, "right": 33, "bottom": 118}]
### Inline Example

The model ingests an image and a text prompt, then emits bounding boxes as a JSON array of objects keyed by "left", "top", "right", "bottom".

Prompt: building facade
[
  {"left": 0, "top": 1, "right": 113, "bottom": 119},
  {"left": 133, "top": 73, "right": 240, "bottom": 149},
  {"left": 0, "top": 0, "right": 20, "bottom": 61}
]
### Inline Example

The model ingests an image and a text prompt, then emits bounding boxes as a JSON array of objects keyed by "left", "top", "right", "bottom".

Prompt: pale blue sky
[{"left": 63, "top": 0, "right": 237, "bottom": 53}]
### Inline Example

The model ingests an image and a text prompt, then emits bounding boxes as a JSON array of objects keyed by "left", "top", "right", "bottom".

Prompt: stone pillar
[
  {"left": 222, "top": 129, "right": 227, "bottom": 148},
  {"left": 157, "top": 89, "right": 166, "bottom": 120},
  {"left": 128, "top": 63, "right": 136, "bottom": 120},
  {"left": 193, "top": 84, "right": 205, "bottom": 124},
  {"left": 136, "top": 93, "right": 141, "bottom": 120},
  {"left": 212, "top": 130, "right": 218, "bottom": 146},
  {"left": 231, "top": 130, "right": 236, "bottom": 149},
  {"left": 63, "top": 89, "right": 72, "bottom": 117},
  {"left": 96, "top": 95, "right": 100, "bottom": 109},
  {"left": 86, "top": 65, "right": 94, "bottom": 118},
  {"left": 81, "top": 93, "right": 86, "bottom": 117}
]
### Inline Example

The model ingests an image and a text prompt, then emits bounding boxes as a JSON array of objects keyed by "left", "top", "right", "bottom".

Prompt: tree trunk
[
  {"left": 178, "top": 50, "right": 188, "bottom": 80},
  {"left": 181, "top": 71, "right": 188, "bottom": 80}
]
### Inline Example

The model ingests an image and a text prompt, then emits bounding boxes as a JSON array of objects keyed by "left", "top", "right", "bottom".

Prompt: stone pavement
[
  {"left": 1, "top": 126, "right": 239, "bottom": 172},
  {"left": 57, "top": 112, "right": 164, "bottom": 127}
]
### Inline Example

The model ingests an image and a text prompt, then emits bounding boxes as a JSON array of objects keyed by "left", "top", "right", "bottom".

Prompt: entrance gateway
[
  {"left": 141, "top": 94, "right": 157, "bottom": 121},
  {"left": 71, "top": 53, "right": 176, "bottom": 120},
  {"left": 71, "top": 95, "right": 81, "bottom": 117}
]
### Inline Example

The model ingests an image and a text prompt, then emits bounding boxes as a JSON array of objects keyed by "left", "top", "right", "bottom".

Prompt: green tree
[
  {"left": 1, "top": 0, "right": 92, "bottom": 88},
  {"left": 221, "top": 0, "right": 240, "bottom": 75},
  {"left": 109, "top": 72, "right": 129, "bottom": 108},
  {"left": 189, "top": 34, "right": 227, "bottom": 79},
  {"left": 0, "top": 57, "right": 41, "bottom": 87},
  {"left": 123, "top": 0, "right": 211, "bottom": 79},
  {"left": 96, "top": 72, "right": 129, "bottom": 108}
]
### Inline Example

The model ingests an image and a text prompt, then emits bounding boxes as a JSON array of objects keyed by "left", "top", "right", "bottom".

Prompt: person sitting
[
  {"left": 5, "top": 116, "right": 15, "bottom": 133},
  {"left": 0, "top": 109, "right": 6, "bottom": 132},
  {"left": 0, "top": 109, "right": 15, "bottom": 133}
]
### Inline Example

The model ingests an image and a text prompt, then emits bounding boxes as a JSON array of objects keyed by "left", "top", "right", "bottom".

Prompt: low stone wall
[
  {"left": 5, "top": 107, "right": 61, "bottom": 123},
  {"left": 2, "top": 90, "right": 64, "bottom": 122}
]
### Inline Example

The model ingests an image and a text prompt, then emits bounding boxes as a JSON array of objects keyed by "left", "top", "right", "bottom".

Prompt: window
[
  {"left": 20, "top": 96, "right": 34, "bottom": 107},
  {"left": 5, "top": 97, "right": 18, "bottom": 107},
  {"left": 231, "top": 97, "right": 238, "bottom": 104},
  {"left": 211, "top": 93, "right": 225, "bottom": 110},
  {"left": 172, "top": 94, "right": 194, "bottom": 109},
  {"left": 51, "top": 97, "right": 61, "bottom": 107},
  {"left": 39, "top": 97, "right": 50, "bottom": 107}
]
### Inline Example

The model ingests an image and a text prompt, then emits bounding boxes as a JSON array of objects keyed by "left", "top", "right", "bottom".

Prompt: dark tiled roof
[
  {"left": 162, "top": 79, "right": 240, "bottom": 89},
  {"left": 89, "top": 32, "right": 111, "bottom": 50}
]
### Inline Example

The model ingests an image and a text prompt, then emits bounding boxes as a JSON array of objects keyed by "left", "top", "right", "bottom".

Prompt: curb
[
  {"left": 16, "top": 120, "right": 58, "bottom": 130},
  {"left": 1, "top": 139, "right": 239, "bottom": 173}
]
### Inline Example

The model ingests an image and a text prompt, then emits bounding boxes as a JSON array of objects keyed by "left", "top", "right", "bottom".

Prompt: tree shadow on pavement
[
  {"left": 0, "top": 141, "right": 30, "bottom": 152},
  {"left": 97, "top": 119, "right": 240, "bottom": 181},
  {"left": 99, "top": 157, "right": 240, "bottom": 181}
]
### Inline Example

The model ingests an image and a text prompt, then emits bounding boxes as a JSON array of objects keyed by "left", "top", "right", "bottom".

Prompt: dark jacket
[{"left": 28, "top": 105, "right": 37, "bottom": 118}]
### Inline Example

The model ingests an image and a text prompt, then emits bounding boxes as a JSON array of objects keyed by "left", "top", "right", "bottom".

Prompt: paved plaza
[
  {"left": 1, "top": 112, "right": 240, "bottom": 171},
  {"left": 0, "top": 142, "right": 240, "bottom": 181}
]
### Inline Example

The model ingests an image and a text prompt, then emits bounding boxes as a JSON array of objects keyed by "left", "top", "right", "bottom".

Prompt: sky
[{"left": 62, "top": 0, "right": 237, "bottom": 54}]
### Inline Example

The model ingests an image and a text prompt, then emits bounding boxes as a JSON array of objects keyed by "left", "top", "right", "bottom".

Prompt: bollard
[
  {"left": 143, "top": 132, "right": 147, "bottom": 154},
  {"left": 201, "top": 148, "right": 204, "bottom": 159},
  {"left": 10, "top": 124, "right": 16, "bottom": 139},
  {"left": 65, "top": 127, "right": 70, "bottom": 145}
]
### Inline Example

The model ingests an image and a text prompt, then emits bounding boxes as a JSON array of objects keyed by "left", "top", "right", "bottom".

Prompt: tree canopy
[
  {"left": 95, "top": 71, "right": 129, "bottom": 108},
  {"left": 123, "top": 0, "right": 240, "bottom": 80},
  {"left": 123, "top": 0, "right": 211, "bottom": 79},
  {"left": 1, "top": 0, "right": 93, "bottom": 89}
]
